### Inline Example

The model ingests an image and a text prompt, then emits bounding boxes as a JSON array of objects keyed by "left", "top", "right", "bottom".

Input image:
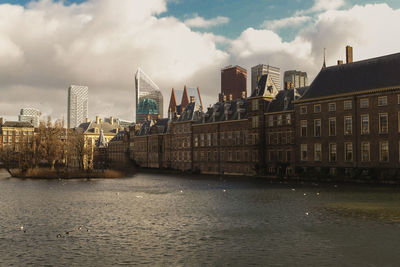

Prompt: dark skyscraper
[{"left": 219, "top": 65, "right": 247, "bottom": 102}]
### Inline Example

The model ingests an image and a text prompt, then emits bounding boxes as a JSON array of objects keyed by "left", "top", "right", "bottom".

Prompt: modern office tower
[
  {"left": 68, "top": 85, "right": 89, "bottom": 128},
  {"left": 135, "top": 68, "right": 164, "bottom": 123},
  {"left": 283, "top": 70, "right": 308, "bottom": 89},
  {"left": 18, "top": 108, "right": 41, "bottom": 127},
  {"left": 219, "top": 65, "right": 247, "bottom": 102},
  {"left": 251, "top": 64, "right": 281, "bottom": 93}
]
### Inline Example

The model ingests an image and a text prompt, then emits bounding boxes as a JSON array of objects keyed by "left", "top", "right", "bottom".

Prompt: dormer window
[
  {"left": 95, "top": 128, "right": 99, "bottom": 134},
  {"left": 284, "top": 97, "right": 289, "bottom": 109}
]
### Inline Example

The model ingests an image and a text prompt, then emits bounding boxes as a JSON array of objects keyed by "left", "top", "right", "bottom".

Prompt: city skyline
[{"left": 1, "top": 0, "right": 400, "bottom": 122}]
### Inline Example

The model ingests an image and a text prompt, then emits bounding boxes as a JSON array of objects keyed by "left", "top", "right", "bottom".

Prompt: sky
[{"left": 1, "top": 0, "right": 400, "bottom": 122}]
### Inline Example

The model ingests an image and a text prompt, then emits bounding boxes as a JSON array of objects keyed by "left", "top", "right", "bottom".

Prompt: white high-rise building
[
  {"left": 68, "top": 85, "right": 88, "bottom": 128},
  {"left": 135, "top": 68, "right": 163, "bottom": 123},
  {"left": 251, "top": 64, "right": 281, "bottom": 93},
  {"left": 19, "top": 108, "right": 41, "bottom": 127}
]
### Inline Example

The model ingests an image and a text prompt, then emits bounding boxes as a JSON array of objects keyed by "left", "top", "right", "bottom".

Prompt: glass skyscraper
[
  {"left": 68, "top": 85, "right": 88, "bottom": 128},
  {"left": 18, "top": 107, "right": 41, "bottom": 128},
  {"left": 135, "top": 68, "right": 163, "bottom": 123}
]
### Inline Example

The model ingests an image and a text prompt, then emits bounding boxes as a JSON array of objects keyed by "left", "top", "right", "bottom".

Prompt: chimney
[
  {"left": 241, "top": 91, "right": 246, "bottom": 99},
  {"left": 338, "top": 60, "right": 343, "bottom": 65},
  {"left": 147, "top": 114, "right": 151, "bottom": 121},
  {"left": 190, "top": 96, "right": 195, "bottom": 103},
  {"left": 229, "top": 94, "right": 233, "bottom": 101},
  {"left": 0, "top": 117, "right": 3, "bottom": 125},
  {"left": 96, "top": 116, "right": 99, "bottom": 124},
  {"left": 110, "top": 116, "right": 114, "bottom": 125},
  {"left": 346, "top": 45, "right": 353, "bottom": 64},
  {"left": 85, "top": 117, "right": 90, "bottom": 123},
  {"left": 223, "top": 95, "right": 227, "bottom": 102},
  {"left": 99, "top": 118, "right": 102, "bottom": 124}
]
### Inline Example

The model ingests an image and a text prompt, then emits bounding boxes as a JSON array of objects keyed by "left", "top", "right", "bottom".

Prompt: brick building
[
  {"left": 294, "top": 50, "right": 400, "bottom": 177},
  {"left": 219, "top": 65, "right": 247, "bottom": 102}
]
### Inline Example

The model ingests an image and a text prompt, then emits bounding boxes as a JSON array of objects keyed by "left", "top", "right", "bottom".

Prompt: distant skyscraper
[
  {"left": 135, "top": 68, "right": 163, "bottom": 123},
  {"left": 68, "top": 85, "right": 88, "bottom": 128},
  {"left": 283, "top": 70, "right": 308, "bottom": 89},
  {"left": 251, "top": 64, "right": 281, "bottom": 93},
  {"left": 18, "top": 108, "right": 41, "bottom": 127},
  {"left": 219, "top": 65, "right": 247, "bottom": 102}
]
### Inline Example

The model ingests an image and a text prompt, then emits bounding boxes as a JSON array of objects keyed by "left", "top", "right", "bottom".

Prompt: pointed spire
[
  {"left": 96, "top": 129, "right": 108, "bottom": 148},
  {"left": 322, "top": 48, "right": 327, "bottom": 68}
]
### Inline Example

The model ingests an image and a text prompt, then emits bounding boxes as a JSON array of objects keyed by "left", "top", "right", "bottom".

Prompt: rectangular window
[
  {"left": 200, "top": 134, "right": 205, "bottom": 147},
  {"left": 286, "top": 114, "right": 292, "bottom": 125},
  {"left": 300, "top": 106, "right": 307, "bottom": 114},
  {"left": 194, "top": 136, "right": 199, "bottom": 147},
  {"left": 360, "top": 98, "right": 369, "bottom": 108},
  {"left": 301, "top": 120, "right": 307, "bottom": 137},
  {"left": 277, "top": 115, "right": 282, "bottom": 126},
  {"left": 314, "top": 104, "right": 321, "bottom": 113},
  {"left": 213, "top": 133, "right": 218, "bottom": 146},
  {"left": 269, "top": 116, "right": 274, "bottom": 127},
  {"left": 314, "top": 119, "right": 321, "bottom": 137},
  {"left": 361, "top": 142, "right": 370, "bottom": 162},
  {"left": 398, "top": 94, "right": 400, "bottom": 104},
  {"left": 252, "top": 116, "right": 259, "bottom": 128},
  {"left": 286, "top": 150, "right": 291, "bottom": 162},
  {"left": 252, "top": 100, "right": 259, "bottom": 111},
  {"left": 344, "top": 116, "right": 352, "bottom": 135},
  {"left": 207, "top": 134, "right": 212, "bottom": 146},
  {"left": 344, "top": 100, "right": 352, "bottom": 110},
  {"left": 345, "top": 142, "right": 353, "bottom": 162},
  {"left": 379, "top": 113, "right": 388, "bottom": 133},
  {"left": 314, "top": 143, "right": 322, "bottom": 161},
  {"left": 301, "top": 144, "right": 307, "bottom": 161},
  {"left": 380, "top": 141, "right": 389, "bottom": 162},
  {"left": 361, "top": 114, "right": 369, "bottom": 134},
  {"left": 329, "top": 118, "right": 336, "bottom": 136},
  {"left": 329, "top": 103, "right": 336, "bottom": 112},
  {"left": 378, "top": 96, "right": 387, "bottom": 106},
  {"left": 278, "top": 150, "right": 283, "bottom": 161},
  {"left": 329, "top": 143, "right": 337, "bottom": 163}
]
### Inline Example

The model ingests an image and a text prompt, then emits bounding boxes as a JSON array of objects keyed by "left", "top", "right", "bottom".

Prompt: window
[
  {"left": 378, "top": 96, "right": 387, "bottom": 106},
  {"left": 277, "top": 115, "right": 282, "bottom": 126},
  {"left": 252, "top": 116, "right": 259, "bottom": 128},
  {"left": 278, "top": 150, "right": 283, "bottom": 161},
  {"left": 314, "top": 119, "right": 321, "bottom": 137},
  {"left": 301, "top": 120, "right": 307, "bottom": 137},
  {"left": 379, "top": 141, "right": 389, "bottom": 162},
  {"left": 379, "top": 113, "right": 388, "bottom": 133},
  {"left": 200, "top": 134, "right": 205, "bottom": 147},
  {"left": 194, "top": 136, "right": 199, "bottom": 147},
  {"left": 314, "top": 143, "right": 322, "bottom": 161},
  {"left": 301, "top": 144, "right": 307, "bottom": 161},
  {"left": 329, "top": 103, "right": 336, "bottom": 112},
  {"left": 361, "top": 142, "right": 370, "bottom": 162},
  {"left": 398, "top": 94, "right": 400, "bottom": 104},
  {"left": 345, "top": 142, "right": 353, "bottom": 162},
  {"left": 269, "top": 151, "right": 275, "bottom": 161},
  {"left": 314, "top": 104, "right": 321, "bottom": 113},
  {"left": 269, "top": 116, "right": 274, "bottom": 127},
  {"left": 213, "top": 133, "right": 218, "bottom": 146},
  {"left": 207, "top": 134, "right": 212, "bottom": 146},
  {"left": 329, "top": 118, "right": 336, "bottom": 136},
  {"left": 286, "top": 114, "right": 292, "bottom": 125},
  {"left": 344, "top": 100, "right": 352, "bottom": 110},
  {"left": 360, "top": 98, "right": 369, "bottom": 108},
  {"left": 329, "top": 143, "right": 337, "bottom": 163},
  {"left": 300, "top": 106, "right": 307, "bottom": 114},
  {"left": 252, "top": 100, "right": 259, "bottom": 111},
  {"left": 3, "top": 136, "right": 7, "bottom": 143},
  {"left": 361, "top": 114, "right": 369, "bottom": 134},
  {"left": 344, "top": 116, "right": 352, "bottom": 135},
  {"left": 286, "top": 150, "right": 291, "bottom": 162}
]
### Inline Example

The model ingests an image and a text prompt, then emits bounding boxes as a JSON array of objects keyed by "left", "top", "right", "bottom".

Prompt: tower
[
  {"left": 67, "top": 85, "right": 88, "bottom": 128},
  {"left": 251, "top": 64, "right": 280, "bottom": 94},
  {"left": 219, "top": 65, "right": 247, "bottom": 102}
]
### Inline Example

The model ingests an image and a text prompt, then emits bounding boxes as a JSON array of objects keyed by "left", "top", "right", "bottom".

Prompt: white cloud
[
  {"left": 262, "top": 16, "right": 311, "bottom": 30},
  {"left": 184, "top": 15, "right": 229, "bottom": 28},
  {"left": 297, "top": 0, "right": 345, "bottom": 15},
  {"left": 0, "top": 0, "right": 229, "bottom": 120},
  {"left": 229, "top": 3, "right": 400, "bottom": 90}
]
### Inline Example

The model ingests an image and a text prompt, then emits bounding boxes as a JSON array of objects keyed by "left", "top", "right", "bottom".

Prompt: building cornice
[
  {"left": 293, "top": 85, "right": 400, "bottom": 104},
  {"left": 192, "top": 119, "right": 248, "bottom": 127}
]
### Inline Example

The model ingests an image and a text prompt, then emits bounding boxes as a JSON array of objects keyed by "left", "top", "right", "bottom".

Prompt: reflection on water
[{"left": 0, "top": 170, "right": 400, "bottom": 266}]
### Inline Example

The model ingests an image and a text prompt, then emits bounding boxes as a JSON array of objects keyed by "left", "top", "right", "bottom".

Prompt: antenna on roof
[{"left": 322, "top": 48, "right": 327, "bottom": 68}]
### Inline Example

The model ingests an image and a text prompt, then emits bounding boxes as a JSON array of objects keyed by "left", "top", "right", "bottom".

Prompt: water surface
[{"left": 1, "top": 170, "right": 400, "bottom": 266}]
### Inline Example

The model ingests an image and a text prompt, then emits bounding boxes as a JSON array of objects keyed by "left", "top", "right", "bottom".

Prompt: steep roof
[
  {"left": 78, "top": 121, "right": 121, "bottom": 135},
  {"left": 199, "top": 98, "right": 248, "bottom": 124},
  {"left": 267, "top": 87, "right": 308, "bottom": 113},
  {"left": 110, "top": 130, "right": 126, "bottom": 142},
  {"left": 2, "top": 121, "right": 33, "bottom": 128},
  {"left": 301, "top": 52, "right": 400, "bottom": 100},
  {"left": 251, "top": 74, "right": 278, "bottom": 98},
  {"left": 177, "top": 102, "right": 203, "bottom": 122}
]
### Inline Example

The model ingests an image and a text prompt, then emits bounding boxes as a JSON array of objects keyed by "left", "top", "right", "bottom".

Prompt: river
[{"left": 1, "top": 170, "right": 400, "bottom": 266}]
